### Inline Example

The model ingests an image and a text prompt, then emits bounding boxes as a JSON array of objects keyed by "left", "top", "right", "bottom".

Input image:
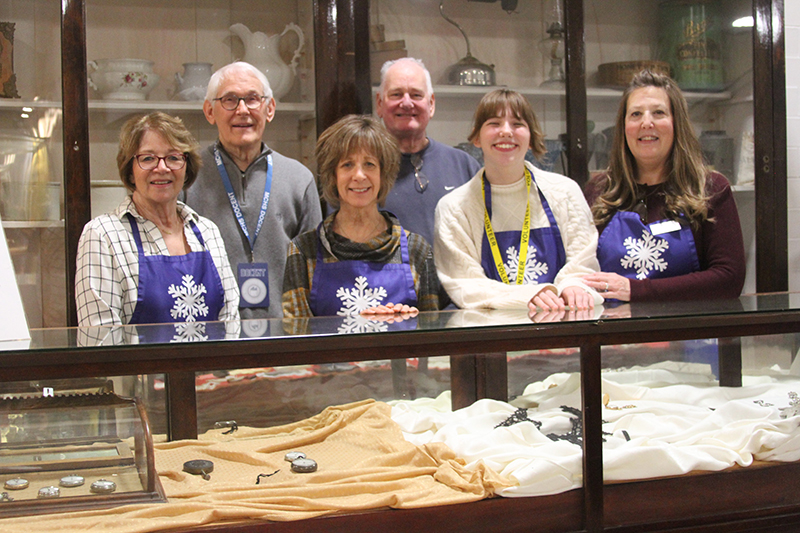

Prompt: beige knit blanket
[{"left": 1, "top": 400, "right": 511, "bottom": 532}]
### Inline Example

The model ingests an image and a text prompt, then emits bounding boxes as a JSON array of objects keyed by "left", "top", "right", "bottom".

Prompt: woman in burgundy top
[{"left": 583, "top": 70, "right": 745, "bottom": 302}]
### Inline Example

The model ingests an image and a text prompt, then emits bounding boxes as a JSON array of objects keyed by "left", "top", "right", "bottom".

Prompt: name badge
[
  {"left": 649, "top": 220, "right": 682, "bottom": 236},
  {"left": 238, "top": 262, "right": 269, "bottom": 308}
]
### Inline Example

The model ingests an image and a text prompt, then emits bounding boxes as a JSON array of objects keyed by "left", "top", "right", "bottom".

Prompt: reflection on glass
[
  {"left": 0, "top": 293, "right": 797, "bottom": 351},
  {"left": 0, "top": 447, "right": 121, "bottom": 465},
  {"left": 75, "top": 320, "right": 241, "bottom": 347}
]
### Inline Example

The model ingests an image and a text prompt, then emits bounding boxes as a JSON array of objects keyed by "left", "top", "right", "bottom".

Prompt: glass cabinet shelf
[
  {"left": 0, "top": 100, "right": 62, "bottom": 110},
  {"left": 1, "top": 221, "right": 64, "bottom": 229},
  {"left": 86, "top": 100, "right": 315, "bottom": 114},
  {"left": 0, "top": 100, "right": 315, "bottom": 114},
  {"left": 374, "top": 85, "right": 732, "bottom": 102}
]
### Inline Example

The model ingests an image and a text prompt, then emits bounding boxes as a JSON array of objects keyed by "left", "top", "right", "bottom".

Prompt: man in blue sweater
[{"left": 376, "top": 58, "right": 480, "bottom": 248}]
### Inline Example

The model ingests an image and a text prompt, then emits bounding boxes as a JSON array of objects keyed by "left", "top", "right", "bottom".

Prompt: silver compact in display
[
  {"left": 37, "top": 486, "right": 60, "bottom": 499},
  {"left": 89, "top": 479, "right": 117, "bottom": 494},
  {"left": 59, "top": 475, "right": 85, "bottom": 488},
  {"left": 291, "top": 458, "right": 318, "bottom": 473}
]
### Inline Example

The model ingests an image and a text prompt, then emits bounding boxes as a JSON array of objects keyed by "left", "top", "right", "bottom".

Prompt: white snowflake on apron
[
  {"left": 620, "top": 230, "right": 670, "bottom": 279},
  {"left": 171, "top": 322, "right": 209, "bottom": 342},
  {"left": 168, "top": 274, "right": 210, "bottom": 321},
  {"left": 337, "top": 314, "right": 390, "bottom": 334},
  {"left": 505, "top": 245, "right": 549, "bottom": 283},
  {"left": 335, "top": 275, "right": 387, "bottom": 316}
]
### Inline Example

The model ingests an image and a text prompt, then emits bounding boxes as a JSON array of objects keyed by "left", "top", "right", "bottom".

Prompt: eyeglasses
[
  {"left": 410, "top": 154, "right": 429, "bottom": 193},
  {"left": 134, "top": 153, "right": 188, "bottom": 171},
  {"left": 213, "top": 94, "right": 268, "bottom": 111}
]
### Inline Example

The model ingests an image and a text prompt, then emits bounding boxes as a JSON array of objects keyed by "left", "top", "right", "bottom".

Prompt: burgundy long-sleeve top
[{"left": 584, "top": 172, "right": 746, "bottom": 302}]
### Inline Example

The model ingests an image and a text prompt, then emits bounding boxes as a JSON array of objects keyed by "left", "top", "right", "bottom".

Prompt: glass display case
[
  {"left": 0, "top": 296, "right": 800, "bottom": 531},
  {"left": 0, "top": 2, "right": 791, "bottom": 528},
  {"left": 0, "top": 392, "right": 165, "bottom": 517}
]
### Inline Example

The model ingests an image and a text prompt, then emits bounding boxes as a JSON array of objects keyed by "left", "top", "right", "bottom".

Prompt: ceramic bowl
[{"left": 88, "top": 59, "right": 160, "bottom": 100}]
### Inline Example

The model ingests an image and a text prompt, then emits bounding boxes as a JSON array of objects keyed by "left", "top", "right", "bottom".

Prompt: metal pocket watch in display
[
  {"left": 90, "top": 479, "right": 117, "bottom": 494},
  {"left": 4, "top": 478, "right": 29, "bottom": 490}
]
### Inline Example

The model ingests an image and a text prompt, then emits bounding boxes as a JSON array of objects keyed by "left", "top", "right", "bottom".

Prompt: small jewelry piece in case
[
  {"left": 291, "top": 458, "right": 317, "bottom": 473},
  {"left": 183, "top": 459, "right": 214, "bottom": 480},
  {"left": 59, "top": 475, "right": 86, "bottom": 488},
  {"left": 214, "top": 420, "right": 239, "bottom": 435},
  {"left": 284, "top": 451, "right": 306, "bottom": 462},
  {"left": 90, "top": 479, "right": 117, "bottom": 494},
  {"left": 38, "top": 486, "right": 60, "bottom": 499},
  {"left": 4, "top": 478, "right": 29, "bottom": 490}
]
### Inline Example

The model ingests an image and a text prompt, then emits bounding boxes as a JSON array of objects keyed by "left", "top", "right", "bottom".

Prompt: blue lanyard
[{"left": 214, "top": 147, "right": 272, "bottom": 262}]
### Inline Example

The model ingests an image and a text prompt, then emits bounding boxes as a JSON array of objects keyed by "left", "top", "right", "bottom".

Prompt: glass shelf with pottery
[{"left": 425, "top": 85, "right": 732, "bottom": 102}]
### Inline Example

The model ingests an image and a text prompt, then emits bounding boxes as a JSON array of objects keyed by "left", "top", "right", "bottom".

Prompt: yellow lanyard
[{"left": 481, "top": 167, "right": 532, "bottom": 285}]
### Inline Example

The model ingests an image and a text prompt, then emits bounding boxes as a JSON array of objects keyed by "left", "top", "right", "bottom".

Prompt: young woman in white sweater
[{"left": 434, "top": 89, "right": 603, "bottom": 313}]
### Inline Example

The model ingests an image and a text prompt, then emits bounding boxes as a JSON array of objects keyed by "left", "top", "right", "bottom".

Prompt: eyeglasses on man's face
[
  {"left": 134, "top": 153, "right": 188, "bottom": 171},
  {"left": 410, "top": 153, "right": 429, "bottom": 193},
  {"left": 213, "top": 94, "right": 268, "bottom": 111}
]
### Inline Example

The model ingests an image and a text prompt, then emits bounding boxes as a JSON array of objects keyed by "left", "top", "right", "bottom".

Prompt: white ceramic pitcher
[
  {"left": 229, "top": 23, "right": 305, "bottom": 101},
  {"left": 174, "top": 62, "right": 213, "bottom": 101}
]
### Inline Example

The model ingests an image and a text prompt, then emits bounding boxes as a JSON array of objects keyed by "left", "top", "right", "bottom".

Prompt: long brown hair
[{"left": 592, "top": 70, "right": 710, "bottom": 229}]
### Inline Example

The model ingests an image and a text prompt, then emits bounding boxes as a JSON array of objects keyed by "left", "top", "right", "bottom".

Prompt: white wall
[{"left": 787, "top": 2, "right": 800, "bottom": 291}]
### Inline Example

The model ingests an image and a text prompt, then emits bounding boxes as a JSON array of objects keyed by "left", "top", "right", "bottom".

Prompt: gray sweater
[{"left": 184, "top": 141, "right": 322, "bottom": 319}]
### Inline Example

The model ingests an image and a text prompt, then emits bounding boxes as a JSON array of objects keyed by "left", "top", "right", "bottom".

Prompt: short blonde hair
[
  {"left": 315, "top": 115, "right": 400, "bottom": 209},
  {"left": 117, "top": 112, "right": 201, "bottom": 193}
]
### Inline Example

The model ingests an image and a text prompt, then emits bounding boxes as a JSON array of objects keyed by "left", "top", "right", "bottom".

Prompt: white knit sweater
[{"left": 433, "top": 162, "right": 602, "bottom": 309}]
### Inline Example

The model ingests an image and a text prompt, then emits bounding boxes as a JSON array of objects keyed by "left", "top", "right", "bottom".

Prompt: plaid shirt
[{"left": 75, "top": 196, "right": 239, "bottom": 327}]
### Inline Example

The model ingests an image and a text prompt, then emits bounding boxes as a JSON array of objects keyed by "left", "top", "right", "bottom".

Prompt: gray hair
[
  {"left": 205, "top": 61, "right": 273, "bottom": 103},
  {"left": 379, "top": 57, "right": 434, "bottom": 96}
]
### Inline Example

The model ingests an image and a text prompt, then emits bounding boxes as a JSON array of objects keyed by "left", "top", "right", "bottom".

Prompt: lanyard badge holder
[
  {"left": 482, "top": 167, "right": 532, "bottom": 285},
  {"left": 216, "top": 148, "right": 272, "bottom": 308}
]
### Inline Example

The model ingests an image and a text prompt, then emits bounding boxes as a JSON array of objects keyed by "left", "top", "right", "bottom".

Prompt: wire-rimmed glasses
[
  {"left": 134, "top": 153, "right": 188, "bottom": 171},
  {"left": 410, "top": 153, "right": 429, "bottom": 193},
  {"left": 213, "top": 94, "right": 269, "bottom": 111}
]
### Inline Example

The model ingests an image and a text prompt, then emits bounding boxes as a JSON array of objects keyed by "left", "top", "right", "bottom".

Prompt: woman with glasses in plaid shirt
[{"left": 75, "top": 112, "right": 239, "bottom": 333}]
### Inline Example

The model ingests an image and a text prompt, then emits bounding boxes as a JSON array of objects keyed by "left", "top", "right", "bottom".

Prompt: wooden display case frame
[
  {"left": 0, "top": 393, "right": 166, "bottom": 517},
  {"left": 1, "top": 295, "right": 800, "bottom": 531}
]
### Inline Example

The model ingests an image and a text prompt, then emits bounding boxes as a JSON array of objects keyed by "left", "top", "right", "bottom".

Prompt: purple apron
[
  {"left": 309, "top": 222, "right": 418, "bottom": 317},
  {"left": 480, "top": 175, "right": 567, "bottom": 284},
  {"left": 128, "top": 215, "right": 225, "bottom": 341},
  {"left": 597, "top": 210, "right": 700, "bottom": 280}
]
